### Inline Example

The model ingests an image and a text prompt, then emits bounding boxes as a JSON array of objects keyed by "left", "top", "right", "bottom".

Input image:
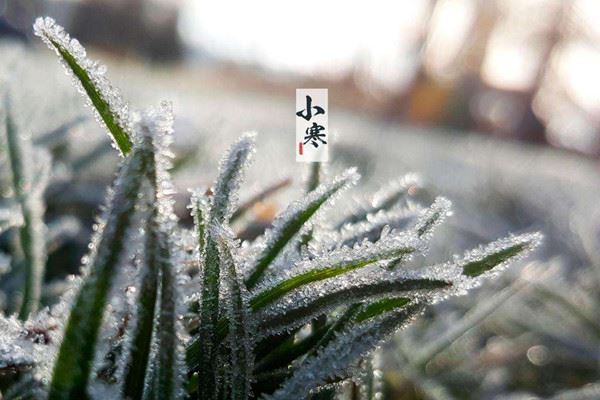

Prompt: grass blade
[
  {"left": 152, "top": 233, "right": 179, "bottom": 400},
  {"left": 258, "top": 278, "right": 448, "bottom": 336},
  {"left": 190, "top": 190, "right": 209, "bottom": 256},
  {"left": 269, "top": 303, "right": 425, "bottom": 399},
  {"left": 121, "top": 210, "right": 160, "bottom": 400},
  {"left": 355, "top": 297, "right": 411, "bottom": 323},
  {"left": 34, "top": 17, "right": 133, "bottom": 155},
  {"left": 460, "top": 233, "right": 542, "bottom": 277},
  {"left": 215, "top": 227, "right": 254, "bottom": 400},
  {"left": 249, "top": 232, "right": 421, "bottom": 311},
  {"left": 209, "top": 132, "right": 256, "bottom": 224},
  {"left": 245, "top": 168, "right": 360, "bottom": 289},
  {"left": 2, "top": 95, "right": 48, "bottom": 319},
  {"left": 48, "top": 141, "right": 149, "bottom": 399},
  {"left": 195, "top": 133, "right": 255, "bottom": 398},
  {"left": 335, "top": 174, "right": 421, "bottom": 229},
  {"left": 122, "top": 111, "right": 177, "bottom": 399}
]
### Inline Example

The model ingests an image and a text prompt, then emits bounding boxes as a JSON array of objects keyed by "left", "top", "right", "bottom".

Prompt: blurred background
[
  {"left": 2, "top": 0, "right": 600, "bottom": 154},
  {"left": 2, "top": 1, "right": 600, "bottom": 399}
]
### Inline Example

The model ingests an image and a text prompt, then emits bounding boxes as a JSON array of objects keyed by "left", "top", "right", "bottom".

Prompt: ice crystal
[
  {"left": 33, "top": 17, "right": 133, "bottom": 155},
  {"left": 336, "top": 173, "right": 422, "bottom": 229},
  {"left": 245, "top": 167, "right": 360, "bottom": 289},
  {"left": 0, "top": 205, "right": 23, "bottom": 233},
  {"left": 413, "top": 196, "right": 452, "bottom": 240},
  {"left": 267, "top": 303, "right": 426, "bottom": 399},
  {"left": 214, "top": 225, "right": 254, "bottom": 400},
  {"left": 210, "top": 132, "right": 257, "bottom": 224}
]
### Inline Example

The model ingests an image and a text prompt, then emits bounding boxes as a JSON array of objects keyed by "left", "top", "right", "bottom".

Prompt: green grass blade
[
  {"left": 195, "top": 133, "right": 255, "bottom": 396},
  {"left": 296, "top": 162, "right": 321, "bottom": 251},
  {"left": 215, "top": 228, "right": 254, "bottom": 400},
  {"left": 461, "top": 233, "right": 542, "bottom": 277},
  {"left": 34, "top": 17, "right": 133, "bottom": 156},
  {"left": 209, "top": 132, "right": 256, "bottom": 224},
  {"left": 141, "top": 106, "right": 181, "bottom": 400},
  {"left": 122, "top": 129, "right": 162, "bottom": 399},
  {"left": 270, "top": 303, "right": 425, "bottom": 399},
  {"left": 186, "top": 230, "right": 414, "bottom": 376},
  {"left": 253, "top": 325, "right": 329, "bottom": 373},
  {"left": 245, "top": 168, "right": 360, "bottom": 289},
  {"left": 301, "top": 304, "right": 362, "bottom": 362},
  {"left": 48, "top": 143, "right": 149, "bottom": 399},
  {"left": 195, "top": 237, "right": 220, "bottom": 398},
  {"left": 258, "top": 278, "right": 448, "bottom": 335},
  {"left": 2, "top": 95, "right": 47, "bottom": 319},
  {"left": 355, "top": 297, "right": 411, "bottom": 323},
  {"left": 121, "top": 211, "right": 160, "bottom": 400},
  {"left": 414, "top": 197, "right": 451, "bottom": 239},
  {"left": 152, "top": 233, "right": 179, "bottom": 400},
  {"left": 249, "top": 233, "right": 421, "bottom": 311},
  {"left": 190, "top": 190, "right": 209, "bottom": 256}
]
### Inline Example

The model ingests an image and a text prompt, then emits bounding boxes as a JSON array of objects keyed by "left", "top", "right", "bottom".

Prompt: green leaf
[
  {"left": 152, "top": 232, "right": 179, "bottom": 400},
  {"left": 249, "top": 234, "right": 420, "bottom": 311},
  {"left": 121, "top": 211, "right": 160, "bottom": 400},
  {"left": 461, "top": 233, "right": 541, "bottom": 277},
  {"left": 34, "top": 17, "right": 133, "bottom": 156},
  {"left": 355, "top": 297, "right": 411, "bottom": 323},
  {"left": 210, "top": 133, "right": 256, "bottom": 224},
  {"left": 215, "top": 228, "right": 254, "bottom": 400},
  {"left": 122, "top": 132, "right": 163, "bottom": 400},
  {"left": 270, "top": 303, "right": 425, "bottom": 399},
  {"left": 2, "top": 94, "right": 47, "bottom": 320},
  {"left": 245, "top": 168, "right": 359, "bottom": 289},
  {"left": 194, "top": 133, "right": 255, "bottom": 397},
  {"left": 253, "top": 326, "right": 329, "bottom": 373},
  {"left": 190, "top": 191, "right": 209, "bottom": 256},
  {"left": 48, "top": 142, "right": 149, "bottom": 399},
  {"left": 259, "top": 278, "right": 448, "bottom": 335}
]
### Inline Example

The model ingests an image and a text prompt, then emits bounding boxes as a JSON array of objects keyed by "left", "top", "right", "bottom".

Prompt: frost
[
  {"left": 255, "top": 270, "right": 448, "bottom": 337},
  {"left": 189, "top": 188, "right": 210, "bottom": 256},
  {"left": 214, "top": 225, "right": 254, "bottom": 400},
  {"left": 327, "top": 205, "right": 422, "bottom": 250},
  {"left": 245, "top": 167, "right": 360, "bottom": 288},
  {"left": 249, "top": 230, "right": 424, "bottom": 311},
  {"left": 0, "top": 204, "right": 23, "bottom": 233},
  {"left": 336, "top": 173, "right": 422, "bottom": 228},
  {"left": 371, "top": 173, "right": 422, "bottom": 209},
  {"left": 33, "top": 17, "right": 133, "bottom": 155},
  {"left": 210, "top": 132, "right": 257, "bottom": 224},
  {"left": 267, "top": 303, "right": 426, "bottom": 399},
  {"left": 414, "top": 197, "right": 452, "bottom": 239},
  {"left": 458, "top": 232, "right": 542, "bottom": 278},
  {"left": 0, "top": 315, "right": 35, "bottom": 371}
]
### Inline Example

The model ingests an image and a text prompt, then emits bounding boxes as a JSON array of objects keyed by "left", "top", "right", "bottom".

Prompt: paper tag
[{"left": 296, "top": 89, "right": 328, "bottom": 162}]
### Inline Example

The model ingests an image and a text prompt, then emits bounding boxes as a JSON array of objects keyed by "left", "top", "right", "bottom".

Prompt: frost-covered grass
[{"left": 0, "top": 17, "right": 542, "bottom": 400}]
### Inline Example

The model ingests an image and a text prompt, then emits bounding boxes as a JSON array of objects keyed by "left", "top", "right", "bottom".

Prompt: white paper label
[{"left": 296, "top": 89, "right": 328, "bottom": 162}]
